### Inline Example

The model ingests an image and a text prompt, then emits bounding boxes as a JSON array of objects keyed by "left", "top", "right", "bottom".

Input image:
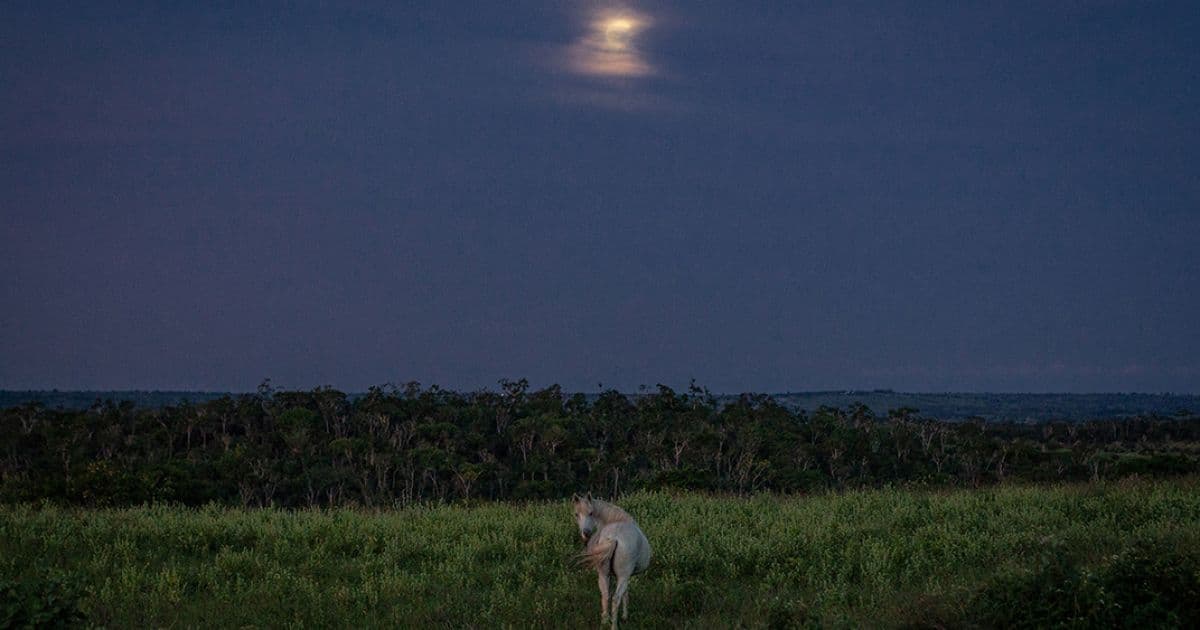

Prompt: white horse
[{"left": 572, "top": 493, "right": 652, "bottom": 629}]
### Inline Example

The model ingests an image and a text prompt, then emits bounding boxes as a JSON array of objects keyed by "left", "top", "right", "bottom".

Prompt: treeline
[
  {"left": 5, "top": 389, "right": 1198, "bottom": 420},
  {"left": 2, "top": 381, "right": 1198, "bottom": 507}
]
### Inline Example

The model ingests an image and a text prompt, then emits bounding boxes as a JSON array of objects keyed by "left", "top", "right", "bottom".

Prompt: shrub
[
  {"left": 967, "top": 549, "right": 1106, "bottom": 628},
  {"left": 0, "top": 574, "right": 86, "bottom": 629},
  {"left": 966, "top": 539, "right": 1200, "bottom": 629},
  {"left": 1102, "top": 540, "right": 1200, "bottom": 628}
]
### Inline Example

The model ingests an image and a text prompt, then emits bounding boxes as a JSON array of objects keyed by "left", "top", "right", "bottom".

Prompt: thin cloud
[
  {"left": 533, "top": 6, "right": 680, "bottom": 112},
  {"left": 566, "top": 9, "right": 656, "bottom": 78},
  {"left": 547, "top": 85, "right": 682, "bottom": 113}
]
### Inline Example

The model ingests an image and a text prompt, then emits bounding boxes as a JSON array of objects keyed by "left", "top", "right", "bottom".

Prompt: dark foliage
[
  {"left": 4, "top": 390, "right": 1199, "bottom": 422},
  {"left": 2, "top": 381, "right": 1198, "bottom": 507},
  {"left": 0, "top": 574, "right": 86, "bottom": 629},
  {"left": 966, "top": 539, "right": 1200, "bottom": 629}
]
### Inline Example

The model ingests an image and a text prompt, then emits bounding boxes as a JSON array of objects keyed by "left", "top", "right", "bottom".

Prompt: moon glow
[
  {"left": 603, "top": 18, "right": 636, "bottom": 50},
  {"left": 568, "top": 9, "right": 653, "bottom": 78}
]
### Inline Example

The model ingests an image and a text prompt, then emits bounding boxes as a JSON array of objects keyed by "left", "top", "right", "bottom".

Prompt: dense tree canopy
[{"left": 2, "top": 381, "right": 1198, "bottom": 507}]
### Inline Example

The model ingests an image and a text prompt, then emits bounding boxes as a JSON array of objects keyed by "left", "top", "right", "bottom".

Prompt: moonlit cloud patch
[{"left": 567, "top": 8, "right": 655, "bottom": 78}]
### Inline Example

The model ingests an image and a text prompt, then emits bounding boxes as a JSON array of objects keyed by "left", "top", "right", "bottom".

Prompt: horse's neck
[{"left": 594, "top": 500, "right": 632, "bottom": 525}]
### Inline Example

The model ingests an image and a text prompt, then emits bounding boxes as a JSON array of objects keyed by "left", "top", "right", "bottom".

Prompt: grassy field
[{"left": 3, "top": 479, "right": 1200, "bottom": 628}]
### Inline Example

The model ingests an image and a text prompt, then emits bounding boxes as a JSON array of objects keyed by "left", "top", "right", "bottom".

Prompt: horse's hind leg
[
  {"left": 611, "top": 574, "right": 630, "bottom": 629},
  {"left": 621, "top": 588, "right": 628, "bottom": 619},
  {"left": 598, "top": 570, "right": 611, "bottom": 622}
]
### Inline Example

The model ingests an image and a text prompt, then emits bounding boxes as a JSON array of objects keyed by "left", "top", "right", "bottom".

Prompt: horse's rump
[
  {"left": 579, "top": 536, "right": 618, "bottom": 573},
  {"left": 580, "top": 522, "right": 650, "bottom": 575}
]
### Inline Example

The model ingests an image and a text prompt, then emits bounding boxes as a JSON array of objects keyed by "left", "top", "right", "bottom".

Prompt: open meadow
[{"left": 4, "top": 477, "right": 1200, "bottom": 628}]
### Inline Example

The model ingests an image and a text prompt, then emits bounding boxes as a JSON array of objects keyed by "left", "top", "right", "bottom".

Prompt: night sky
[{"left": 3, "top": 1, "right": 1198, "bottom": 393}]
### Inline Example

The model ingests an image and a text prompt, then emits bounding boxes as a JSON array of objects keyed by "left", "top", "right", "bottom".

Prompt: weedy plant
[{"left": 0, "top": 572, "right": 86, "bottom": 629}]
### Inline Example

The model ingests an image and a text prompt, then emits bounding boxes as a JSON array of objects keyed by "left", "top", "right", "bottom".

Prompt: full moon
[{"left": 604, "top": 18, "right": 636, "bottom": 50}]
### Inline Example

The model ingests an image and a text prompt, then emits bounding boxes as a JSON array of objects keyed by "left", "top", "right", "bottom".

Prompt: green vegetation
[
  {"left": 4, "top": 383, "right": 1200, "bottom": 507},
  {"left": 3, "top": 478, "right": 1199, "bottom": 628}
]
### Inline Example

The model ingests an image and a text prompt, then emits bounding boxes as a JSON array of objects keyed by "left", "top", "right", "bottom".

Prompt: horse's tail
[{"left": 578, "top": 536, "right": 618, "bottom": 574}]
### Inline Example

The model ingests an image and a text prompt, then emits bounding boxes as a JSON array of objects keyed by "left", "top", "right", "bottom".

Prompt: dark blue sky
[{"left": 3, "top": 1, "right": 1198, "bottom": 393}]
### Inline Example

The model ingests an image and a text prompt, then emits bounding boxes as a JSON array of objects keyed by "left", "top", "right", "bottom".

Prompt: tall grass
[{"left": 3, "top": 478, "right": 1199, "bottom": 628}]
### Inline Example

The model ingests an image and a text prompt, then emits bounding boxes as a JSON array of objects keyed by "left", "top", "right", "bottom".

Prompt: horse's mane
[{"left": 592, "top": 498, "right": 633, "bottom": 524}]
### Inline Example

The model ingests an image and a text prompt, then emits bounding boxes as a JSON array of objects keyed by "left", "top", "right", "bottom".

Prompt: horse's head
[{"left": 571, "top": 492, "right": 598, "bottom": 541}]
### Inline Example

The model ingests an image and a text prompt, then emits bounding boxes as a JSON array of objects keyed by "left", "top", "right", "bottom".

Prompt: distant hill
[
  {"left": 0, "top": 390, "right": 233, "bottom": 410},
  {"left": 1, "top": 389, "right": 1196, "bottom": 422},
  {"left": 760, "top": 391, "right": 1199, "bottom": 422}
]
